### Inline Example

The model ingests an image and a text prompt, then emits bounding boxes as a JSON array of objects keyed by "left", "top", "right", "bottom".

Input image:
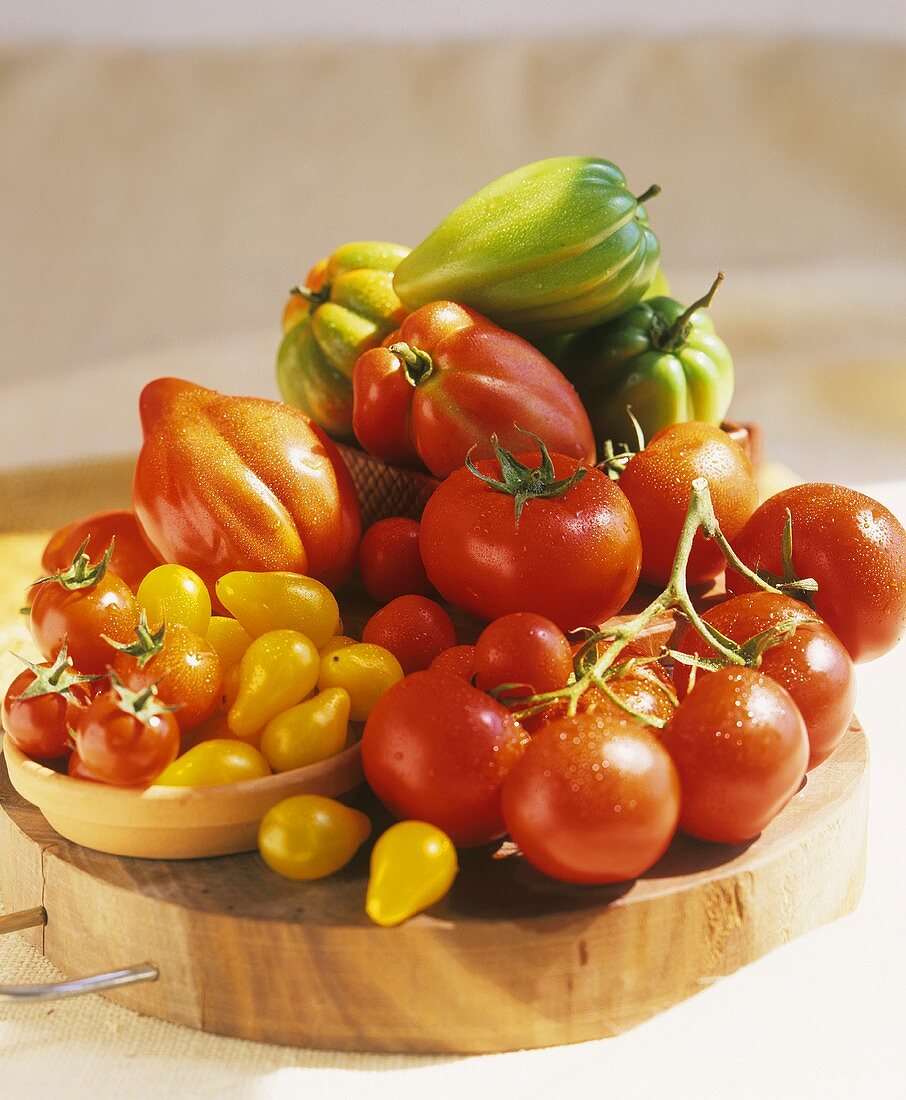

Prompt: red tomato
[
  {"left": 67, "top": 752, "right": 101, "bottom": 781},
  {"left": 361, "top": 670, "right": 530, "bottom": 846},
  {"left": 362, "top": 595, "right": 457, "bottom": 674},
  {"left": 1, "top": 653, "right": 93, "bottom": 759},
  {"left": 111, "top": 623, "right": 223, "bottom": 733},
  {"left": 74, "top": 686, "right": 180, "bottom": 786},
  {"left": 30, "top": 560, "right": 140, "bottom": 675},
  {"left": 659, "top": 667, "right": 808, "bottom": 844},
  {"left": 501, "top": 710, "right": 681, "bottom": 884},
  {"left": 619, "top": 422, "right": 758, "bottom": 587},
  {"left": 358, "top": 518, "right": 434, "bottom": 603},
  {"left": 133, "top": 378, "right": 361, "bottom": 597},
  {"left": 42, "top": 511, "right": 160, "bottom": 592},
  {"left": 523, "top": 659, "right": 676, "bottom": 733},
  {"left": 419, "top": 448, "right": 641, "bottom": 631},
  {"left": 727, "top": 483, "right": 906, "bottom": 662},
  {"left": 474, "top": 613, "right": 572, "bottom": 702},
  {"left": 673, "top": 592, "right": 855, "bottom": 769},
  {"left": 428, "top": 644, "right": 476, "bottom": 680},
  {"left": 352, "top": 301, "right": 595, "bottom": 478}
]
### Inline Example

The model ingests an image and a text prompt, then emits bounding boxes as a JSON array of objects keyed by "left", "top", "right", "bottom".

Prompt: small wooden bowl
[{"left": 1, "top": 738, "right": 363, "bottom": 860}]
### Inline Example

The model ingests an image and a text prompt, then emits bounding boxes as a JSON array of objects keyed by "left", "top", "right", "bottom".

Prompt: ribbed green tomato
[
  {"left": 277, "top": 241, "right": 409, "bottom": 438},
  {"left": 393, "top": 157, "right": 661, "bottom": 339},
  {"left": 562, "top": 274, "right": 734, "bottom": 448}
]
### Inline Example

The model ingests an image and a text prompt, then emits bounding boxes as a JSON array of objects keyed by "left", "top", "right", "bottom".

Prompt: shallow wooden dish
[{"left": 1, "top": 738, "right": 363, "bottom": 859}]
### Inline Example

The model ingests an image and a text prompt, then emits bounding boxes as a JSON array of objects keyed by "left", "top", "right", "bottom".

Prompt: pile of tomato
[{"left": 3, "top": 154, "right": 906, "bottom": 928}]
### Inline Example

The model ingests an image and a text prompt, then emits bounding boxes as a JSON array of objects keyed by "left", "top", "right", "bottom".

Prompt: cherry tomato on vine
[
  {"left": 362, "top": 670, "right": 530, "bottom": 846},
  {"left": 474, "top": 612, "right": 572, "bottom": 702},
  {"left": 73, "top": 680, "right": 181, "bottom": 786},
  {"left": 659, "top": 667, "right": 808, "bottom": 844},
  {"left": 111, "top": 616, "right": 223, "bottom": 733},
  {"left": 41, "top": 510, "right": 160, "bottom": 592},
  {"left": 673, "top": 592, "right": 855, "bottom": 768},
  {"left": 428, "top": 644, "right": 476, "bottom": 680},
  {"left": 501, "top": 710, "right": 681, "bottom": 884},
  {"left": 419, "top": 433, "right": 641, "bottom": 631},
  {"left": 1, "top": 645, "right": 96, "bottom": 759},
  {"left": 29, "top": 545, "right": 140, "bottom": 674},
  {"left": 618, "top": 422, "right": 758, "bottom": 587},
  {"left": 358, "top": 518, "right": 434, "bottom": 604},
  {"left": 67, "top": 751, "right": 101, "bottom": 781},
  {"left": 362, "top": 595, "right": 456, "bottom": 674},
  {"left": 727, "top": 483, "right": 906, "bottom": 662}
]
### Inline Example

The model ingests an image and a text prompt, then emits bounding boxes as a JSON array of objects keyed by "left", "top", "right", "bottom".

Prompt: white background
[{"left": 2, "top": 0, "right": 905, "bottom": 45}]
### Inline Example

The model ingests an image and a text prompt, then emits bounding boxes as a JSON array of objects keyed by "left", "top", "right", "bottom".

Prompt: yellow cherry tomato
[
  {"left": 319, "top": 634, "right": 357, "bottom": 659},
  {"left": 153, "top": 739, "right": 271, "bottom": 786},
  {"left": 318, "top": 643, "right": 404, "bottom": 721},
  {"left": 206, "top": 616, "right": 252, "bottom": 669},
  {"left": 228, "top": 630, "right": 319, "bottom": 741},
  {"left": 334, "top": 616, "right": 345, "bottom": 635},
  {"left": 216, "top": 571, "right": 339, "bottom": 647},
  {"left": 366, "top": 821, "right": 458, "bottom": 927},
  {"left": 258, "top": 794, "right": 371, "bottom": 880},
  {"left": 137, "top": 564, "right": 211, "bottom": 636},
  {"left": 260, "top": 687, "right": 350, "bottom": 772}
]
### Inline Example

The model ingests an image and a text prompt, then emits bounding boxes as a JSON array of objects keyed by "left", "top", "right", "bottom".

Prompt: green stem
[
  {"left": 635, "top": 184, "right": 661, "bottom": 205},
  {"left": 653, "top": 272, "right": 724, "bottom": 352},
  {"left": 389, "top": 342, "right": 434, "bottom": 386}
]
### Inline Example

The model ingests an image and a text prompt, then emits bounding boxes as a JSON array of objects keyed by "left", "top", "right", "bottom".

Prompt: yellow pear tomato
[
  {"left": 228, "top": 629, "right": 319, "bottom": 741},
  {"left": 258, "top": 794, "right": 371, "bottom": 880},
  {"left": 206, "top": 615, "right": 252, "bottom": 669},
  {"left": 137, "top": 563, "right": 211, "bottom": 636},
  {"left": 215, "top": 571, "right": 339, "bottom": 647},
  {"left": 260, "top": 687, "right": 351, "bottom": 772},
  {"left": 366, "top": 821, "right": 458, "bottom": 926},
  {"left": 153, "top": 739, "right": 271, "bottom": 786},
  {"left": 317, "top": 643, "right": 404, "bottom": 721}
]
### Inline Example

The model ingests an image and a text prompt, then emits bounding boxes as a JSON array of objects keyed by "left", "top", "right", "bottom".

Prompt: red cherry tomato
[
  {"left": 659, "top": 667, "right": 809, "bottom": 844},
  {"left": 358, "top": 518, "right": 434, "bottom": 604},
  {"left": 361, "top": 670, "right": 530, "bottom": 846},
  {"left": 1, "top": 650, "right": 94, "bottom": 759},
  {"left": 501, "top": 710, "right": 681, "bottom": 884},
  {"left": 523, "top": 658, "right": 676, "bottom": 733},
  {"left": 619, "top": 422, "right": 758, "bottom": 586},
  {"left": 30, "top": 555, "right": 140, "bottom": 675},
  {"left": 474, "top": 613, "right": 572, "bottom": 702},
  {"left": 111, "top": 621, "right": 223, "bottom": 733},
  {"left": 727, "top": 483, "right": 906, "bottom": 662},
  {"left": 67, "top": 752, "right": 102, "bottom": 781},
  {"left": 428, "top": 644, "right": 477, "bottom": 680},
  {"left": 673, "top": 592, "right": 855, "bottom": 768},
  {"left": 362, "top": 596, "right": 457, "bottom": 674},
  {"left": 420, "top": 445, "right": 641, "bottom": 631},
  {"left": 73, "top": 685, "right": 180, "bottom": 786},
  {"left": 41, "top": 511, "right": 160, "bottom": 592}
]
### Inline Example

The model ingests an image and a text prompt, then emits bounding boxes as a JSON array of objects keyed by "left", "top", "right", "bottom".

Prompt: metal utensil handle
[{"left": 0, "top": 905, "right": 158, "bottom": 1002}]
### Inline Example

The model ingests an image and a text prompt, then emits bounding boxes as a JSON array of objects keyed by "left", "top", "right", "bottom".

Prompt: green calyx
[
  {"left": 465, "top": 428, "right": 587, "bottom": 526},
  {"left": 31, "top": 537, "right": 115, "bottom": 593},
  {"left": 11, "top": 641, "right": 104, "bottom": 702},
  {"left": 388, "top": 342, "right": 434, "bottom": 386},
  {"left": 650, "top": 271, "right": 724, "bottom": 353},
  {"left": 108, "top": 671, "right": 180, "bottom": 724},
  {"left": 104, "top": 611, "right": 166, "bottom": 669}
]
